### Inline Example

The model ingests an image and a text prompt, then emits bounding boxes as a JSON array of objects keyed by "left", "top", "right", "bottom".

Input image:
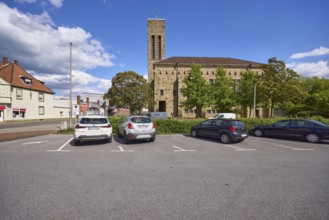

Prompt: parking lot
[{"left": 1, "top": 134, "right": 329, "bottom": 220}]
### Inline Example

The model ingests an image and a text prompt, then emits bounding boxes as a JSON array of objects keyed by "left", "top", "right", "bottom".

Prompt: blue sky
[{"left": 1, "top": 0, "right": 329, "bottom": 97}]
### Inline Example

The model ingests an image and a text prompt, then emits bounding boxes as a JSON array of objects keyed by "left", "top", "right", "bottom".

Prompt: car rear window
[
  {"left": 79, "top": 118, "right": 108, "bottom": 124},
  {"left": 131, "top": 117, "right": 151, "bottom": 123},
  {"left": 230, "top": 120, "right": 245, "bottom": 126}
]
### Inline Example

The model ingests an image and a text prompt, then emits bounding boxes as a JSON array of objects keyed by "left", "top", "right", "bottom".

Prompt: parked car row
[{"left": 73, "top": 115, "right": 329, "bottom": 145}]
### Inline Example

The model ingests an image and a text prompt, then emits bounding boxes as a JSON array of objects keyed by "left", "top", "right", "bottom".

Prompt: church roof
[
  {"left": 0, "top": 58, "right": 55, "bottom": 94},
  {"left": 154, "top": 57, "right": 262, "bottom": 68}
]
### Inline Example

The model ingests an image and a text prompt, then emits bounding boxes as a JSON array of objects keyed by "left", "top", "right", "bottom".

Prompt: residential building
[{"left": 0, "top": 57, "right": 55, "bottom": 121}]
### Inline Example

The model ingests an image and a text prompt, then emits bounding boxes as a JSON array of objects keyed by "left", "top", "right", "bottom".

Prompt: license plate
[
  {"left": 88, "top": 127, "right": 100, "bottom": 130},
  {"left": 138, "top": 125, "right": 148, "bottom": 128},
  {"left": 241, "top": 134, "right": 247, "bottom": 137}
]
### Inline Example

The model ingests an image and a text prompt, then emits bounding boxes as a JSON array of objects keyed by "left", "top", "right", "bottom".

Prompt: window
[
  {"left": 158, "top": 36, "right": 161, "bottom": 59},
  {"left": 20, "top": 76, "right": 32, "bottom": 85},
  {"left": 151, "top": 35, "right": 155, "bottom": 59},
  {"left": 39, "top": 106, "right": 45, "bottom": 115},
  {"left": 209, "top": 79, "right": 214, "bottom": 84},
  {"left": 160, "top": 89, "right": 164, "bottom": 96},
  {"left": 38, "top": 93, "right": 44, "bottom": 102},
  {"left": 16, "top": 89, "right": 22, "bottom": 100},
  {"left": 30, "top": 92, "right": 32, "bottom": 100},
  {"left": 207, "top": 110, "right": 211, "bottom": 114}
]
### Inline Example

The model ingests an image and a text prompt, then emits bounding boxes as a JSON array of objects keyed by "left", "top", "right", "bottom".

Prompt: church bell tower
[{"left": 147, "top": 18, "right": 166, "bottom": 84}]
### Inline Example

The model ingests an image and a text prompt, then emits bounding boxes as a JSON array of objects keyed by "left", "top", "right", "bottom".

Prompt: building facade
[
  {"left": 0, "top": 57, "right": 55, "bottom": 121},
  {"left": 147, "top": 18, "right": 266, "bottom": 118}
]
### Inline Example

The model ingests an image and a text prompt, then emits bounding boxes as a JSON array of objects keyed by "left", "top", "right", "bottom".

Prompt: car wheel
[
  {"left": 74, "top": 139, "right": 80, "bottom": 146},
  {"left": 254, "top": 129, "right": 263, "bottom": 137},
  {"left": 305, "top": 133, "right": 321, "bottom": 143},
  {"left": 219, "top": 133, "right": 231, "bottom": 144},
  {"left": 117, "top": 129, "right": 123, "bottom": 137},
  {"left": 123, "top": 132, "right": 130, "bottom": 144},
  {"left": 106, "top": 136, "right": 112, "bottom": 143},
  {"left": 191, "top": 129, "right": 198, "bottom": 137},
  {"left": 150, "top": 136, "right": 155, "bottom": 142}
]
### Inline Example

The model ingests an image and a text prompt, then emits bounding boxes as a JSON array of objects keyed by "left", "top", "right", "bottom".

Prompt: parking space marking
[
  {"left": 224, "top": 145, "right": 256, "bottom": 151},
  {"left": 172, "top": 145, "right": 196, "bottom": 152},
  {"left": 111, "top": 146, "right": 134, "bottom": 152},
  {"left": 47, "top": 138, "right": 72, "bottom": 152},
  {"left": 23, "top": 140, "right": 49, "bottom": 145},
  {"left": 274, "top": 144, "right": 314, "bottom": 151}
]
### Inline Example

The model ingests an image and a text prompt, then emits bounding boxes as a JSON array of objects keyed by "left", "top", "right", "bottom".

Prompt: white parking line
[
  {"left": 224, "top": 145, "right": 256, "bottom": 151},
  {"left": 47, "top": 138, "right": 72, "bottom": 152},
  {"left": 172, "top": 145, "right": 196, "bottom": 152},
  {"left": 274, "top": 144, "right": 314, "bottom": 151},
  {"left": 111, "top": 146, "right": 134, "bottom": 152},
  {"left": 23, "top": 140, "right": 49, "bottom": 145}
]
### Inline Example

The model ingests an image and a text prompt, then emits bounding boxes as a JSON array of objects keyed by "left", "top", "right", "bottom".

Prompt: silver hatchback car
[{"left": 118, "top": 115, "right": 156, "bottom": 144}]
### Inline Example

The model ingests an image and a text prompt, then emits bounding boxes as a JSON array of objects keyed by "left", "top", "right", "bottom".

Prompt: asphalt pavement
[{"left": 0, "top": 120, "right": 66, "bottom": 142}]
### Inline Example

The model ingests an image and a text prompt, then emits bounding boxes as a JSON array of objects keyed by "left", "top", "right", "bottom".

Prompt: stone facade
[{"left": 147, "top": 18, "right": 267, "bottom": 118}]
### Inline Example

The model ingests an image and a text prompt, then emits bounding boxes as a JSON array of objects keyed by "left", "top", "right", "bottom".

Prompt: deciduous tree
[
  {"left": 104, "top": 71, "right": 153, "bottom": 114},
  {"left": 181, "top": 64, "right": 211, "bottom": 118},
  {"left": 210, "top": 67, "right": 236, "bottom": 112}
]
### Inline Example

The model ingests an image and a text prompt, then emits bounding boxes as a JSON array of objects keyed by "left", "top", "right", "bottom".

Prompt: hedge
[{"left": 108, "top": 116, "right": 329, "bottom": 135}]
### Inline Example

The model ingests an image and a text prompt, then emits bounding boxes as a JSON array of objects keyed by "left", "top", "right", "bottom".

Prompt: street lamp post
[
  {"left": 69, "top": 42, "right": 73, "bottom": 128},
  {"left": 253, "top": 84, "right": 256, "bottom": 117}
]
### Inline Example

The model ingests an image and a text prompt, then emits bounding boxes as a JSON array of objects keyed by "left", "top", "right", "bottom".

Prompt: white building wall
[
  {"left": 9, "top": 87, "right": 54, "bottom": 120},
  {"left": 0, "top": 78, "right": 11, "bottom": 122}
]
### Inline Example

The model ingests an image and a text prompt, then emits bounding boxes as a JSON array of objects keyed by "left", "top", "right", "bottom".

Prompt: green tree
[
  {"left": 259, "top": 57, "right": 305, "bottom": 117},
  {"left": 302, "top": 77, "right": 329, "bottom": 117},
  {"left": 181, "top": 63, "right": 211, "bottom": 118},
  {"left": 104, "top": 71, "right": 153, "bottom": 114},
  {"left": 237, "top": 69, "right": 260, "bottom": 117},
  {"left": 210, "top": 67, "right": 236, "bottom": 112}
]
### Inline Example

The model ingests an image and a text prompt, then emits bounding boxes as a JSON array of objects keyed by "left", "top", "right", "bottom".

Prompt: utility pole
[
  {"left": 69, "top": 42, "right": 73, "bottom": 128},
  {"left": 253, "top": 84, "right": 256, "bottom": 117}
]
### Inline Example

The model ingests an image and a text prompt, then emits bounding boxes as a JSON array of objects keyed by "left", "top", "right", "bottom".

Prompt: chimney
[
  {"left": 13, "top": 60, "right": 19, "bottom": 65},
  {"left": 2, "top": 57, "right": 8, "bottom": 65}
]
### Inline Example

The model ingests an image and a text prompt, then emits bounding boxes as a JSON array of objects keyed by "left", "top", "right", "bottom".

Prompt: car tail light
[
  {"left": 102, "top": 124, "right": 112, "bottom": 128},
  {"left": 127, "top": 123, "right": 133, "bottom": 129},
  {"left": 229, "top": 126, "right": 237, "bottom": 132},
  {"left": 75, "top": 124, "right": 86, "bottom": 129},
  {"left": 153, "top": 122, "right": 156, "bottom": 128}
]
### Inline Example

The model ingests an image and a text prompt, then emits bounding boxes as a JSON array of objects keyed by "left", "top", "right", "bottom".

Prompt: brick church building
[{"left": 147, "top": 18, "right": 266, "bottom": 118}]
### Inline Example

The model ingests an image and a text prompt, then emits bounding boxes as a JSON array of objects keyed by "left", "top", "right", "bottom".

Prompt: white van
[{"left": 209, "top": 113, "right": 236, "bottom": 119}]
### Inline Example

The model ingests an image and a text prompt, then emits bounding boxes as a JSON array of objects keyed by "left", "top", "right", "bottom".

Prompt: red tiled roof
[
  {"left": 0, "top": 61, "right": 55, "bottom": 94},
  {"left": 155, "top": 56, "right": 262, "bottom": 68}
]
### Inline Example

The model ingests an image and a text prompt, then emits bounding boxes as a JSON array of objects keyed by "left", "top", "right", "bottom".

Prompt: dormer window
[{"left": 19, "top": 76, "right": 32, "bottom": 85}]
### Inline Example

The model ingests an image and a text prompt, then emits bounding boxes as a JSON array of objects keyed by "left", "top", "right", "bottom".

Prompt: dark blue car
[
  {"left": 252, "top": 119, "right": 329, "bottom": 143},
  {"left": 191, "top": 119, "right": 248, "bottom": 143}
]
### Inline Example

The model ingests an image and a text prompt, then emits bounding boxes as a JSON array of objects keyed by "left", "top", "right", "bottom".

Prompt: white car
[
  {"left": 74, "top": 115, "right": 112, "bottom": 145},
  {"left": 209, "top": 113, "right": 236, "bottom": 119},
  {"left": 118, "top": 115, "right": 156, "bottom": 144}
]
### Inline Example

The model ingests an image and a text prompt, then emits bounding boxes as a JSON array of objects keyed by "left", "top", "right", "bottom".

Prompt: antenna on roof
[{"left": 155, "top": 10, "right": 158, "bottom": 19}]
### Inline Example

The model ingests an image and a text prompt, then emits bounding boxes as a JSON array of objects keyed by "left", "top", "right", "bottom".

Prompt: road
[
  {"left": 0, "top": 134, "right": 328, "bottom": 220},
  {"left": 0, "top": 120, "right": 65, "bottom": 142}
]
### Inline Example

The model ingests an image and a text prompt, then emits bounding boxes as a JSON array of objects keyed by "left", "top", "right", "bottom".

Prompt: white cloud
[
  {"left": 31, "top": 70, "right": 112, "bottom": 96},
  {"left": 290, "top": 46, "right": 329, "bottom": 59},
  {"left": 49, "top": 0, "right": 63, "bottom": 8},
  {"left": 287, "top": 60, "right": 329, "bottom": 78},
  {"left": 0, "top": 2, "right": 115, "bottom": 96},
  {"left": 15, "top": 0, "right": 37, "bottom": 3},
  {"left": 15, "top": 0, "right": 63, "bottom": 8}
]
